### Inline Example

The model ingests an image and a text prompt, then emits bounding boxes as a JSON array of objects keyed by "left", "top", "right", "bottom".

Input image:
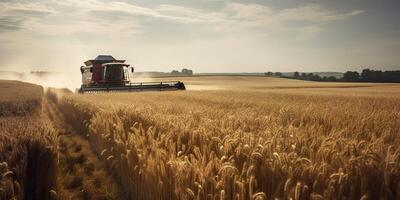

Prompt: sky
[{"left": 0, "top": 0, "right": 399, "bottom": 73}]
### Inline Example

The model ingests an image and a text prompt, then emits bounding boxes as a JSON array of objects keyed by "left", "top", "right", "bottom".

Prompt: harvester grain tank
[{"left": 79, "top": 55, "right": 185, "bottom": 93}]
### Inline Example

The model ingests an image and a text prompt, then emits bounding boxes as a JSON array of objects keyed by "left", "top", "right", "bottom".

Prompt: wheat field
[
  {"left": 0, "top": 81, "right": 125, "bottom": 200},
  {"left": 57, "top": 77, "right": 400, "bottom": 200},
  {"left": 0, "top": 81, "right": 58, "bottom": 200}
]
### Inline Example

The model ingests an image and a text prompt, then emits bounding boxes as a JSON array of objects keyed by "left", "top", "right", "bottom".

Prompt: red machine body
[
  {"left": 79, "top": 55, "right": 185, "bottom": 93},
  {"left": 81, "top": 55, "right": 129, "bottom": 85}
]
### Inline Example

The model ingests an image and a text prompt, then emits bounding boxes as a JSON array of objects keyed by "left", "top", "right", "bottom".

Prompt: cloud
[
  {"left": 216, "top": 3, "right": 364, "bottom": 39},
  {"left": 277, "top": 4, "right": 364, "bottom": 22},
  {"left": 225, "top": 3, "right": 273, "bottom": 20},
  {"left": 0, "top": 17, "right": 23, "bottom": 31},
  {"left": 0, "top": 2, "right": 55, "bottom": 16},
  {"left": 0, "top": 0, "right": 364, "bottom": 40},
  {"left": 222, "top": 3, "right": 364, "bottom": 27},
  {"left": 0, "top": 1, "right": 54, "bottom": 32}
]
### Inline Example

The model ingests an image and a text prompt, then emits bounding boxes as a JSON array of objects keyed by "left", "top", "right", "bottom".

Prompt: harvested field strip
[
  {"left": 0, "top": 117, "right": 58, "bottom": 199},
  {"left": 57, "top": 134, "right": 124, "bottom": 199},
  {"left": 43, "top": 93, "right": 125, "bottom": 200},
  {"left": 59, "top": 90, "right": 400, "bottom": 199}
]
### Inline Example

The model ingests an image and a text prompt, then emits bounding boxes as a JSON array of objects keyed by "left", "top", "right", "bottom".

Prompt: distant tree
[
  {"left": 305, "top": 73, "right": 322, "bottom": 81},
  {"left": 326, "top": 76, "right": 338, "bottom": 82},
  {"left": 305, "top": 73, "right": 315, "bottom": 80},
  {"left": 171, "top": 70, "right": 180, "bottom": 75},
  {"left": 265, "top": 72, "right": 274, "bottom": 76},
  {"left": 342, "top": 71, "right": 361, "bottom": 82},
  {"left": 382, "top": 70, "right": 400, "bottom": 82},
  {"left": 182, "top": 68, "right": 193, "bottom": 75},
  {"left": 288, "top": 71, "right": 339, "bottom": 82},
  {"left": 361, "top": 69, "right": 400, "bottom": 83},
  {"left": 313, "top": 74, "right": 322, "bottom": 81},
  {"left": 276, "top": 68, "right": 400, "bottom": 83},
  {"left": 361, "top": 68, "right": 372, "bottom": 82},
  {"left": 374, "top": 70, "right": 384, "bottom": 82}
]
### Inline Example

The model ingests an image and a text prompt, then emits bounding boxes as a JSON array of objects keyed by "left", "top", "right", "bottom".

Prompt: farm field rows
[
  {"left": 58, "top": 76, "right": 400, "bottom": 200},
  {"left": 0, "top": 81, "right": 123, "bottom": 200}
]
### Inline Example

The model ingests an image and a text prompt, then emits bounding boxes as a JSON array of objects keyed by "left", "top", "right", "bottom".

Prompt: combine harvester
[{"left": 79, "top": 55, "right": 185, "bottom": 93}]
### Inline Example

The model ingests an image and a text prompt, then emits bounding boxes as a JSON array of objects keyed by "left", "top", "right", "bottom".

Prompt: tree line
[
  {"left": 266, "top": 69, "right": 400, "bottom": 83},
  {"left": 341, "top": 69, "right": 400, "bottom": 82}
]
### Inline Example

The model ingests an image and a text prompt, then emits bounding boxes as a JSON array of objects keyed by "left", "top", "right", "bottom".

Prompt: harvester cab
[{"left": 79, "top": 55, "right": 185, "bottom": 93}]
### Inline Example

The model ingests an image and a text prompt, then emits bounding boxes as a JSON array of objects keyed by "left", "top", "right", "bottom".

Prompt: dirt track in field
[{"left": 42, "top": 96, "right": 125, "bottom": 200}]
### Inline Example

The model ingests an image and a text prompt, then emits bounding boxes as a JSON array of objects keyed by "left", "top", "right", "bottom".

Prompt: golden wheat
[
  {"left": 58, "top": 78, "right": 400, "bottom": 199},
  {"left": 0, "top": 81, "right": 58, "bottom": 200},
  {"left": 0, "top": 80, "right": 43, "bottom": 116}
]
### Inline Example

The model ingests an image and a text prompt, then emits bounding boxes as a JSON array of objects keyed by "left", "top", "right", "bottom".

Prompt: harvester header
[{"left": 79, "top": 55, "right": 185, "bottom": 93}]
